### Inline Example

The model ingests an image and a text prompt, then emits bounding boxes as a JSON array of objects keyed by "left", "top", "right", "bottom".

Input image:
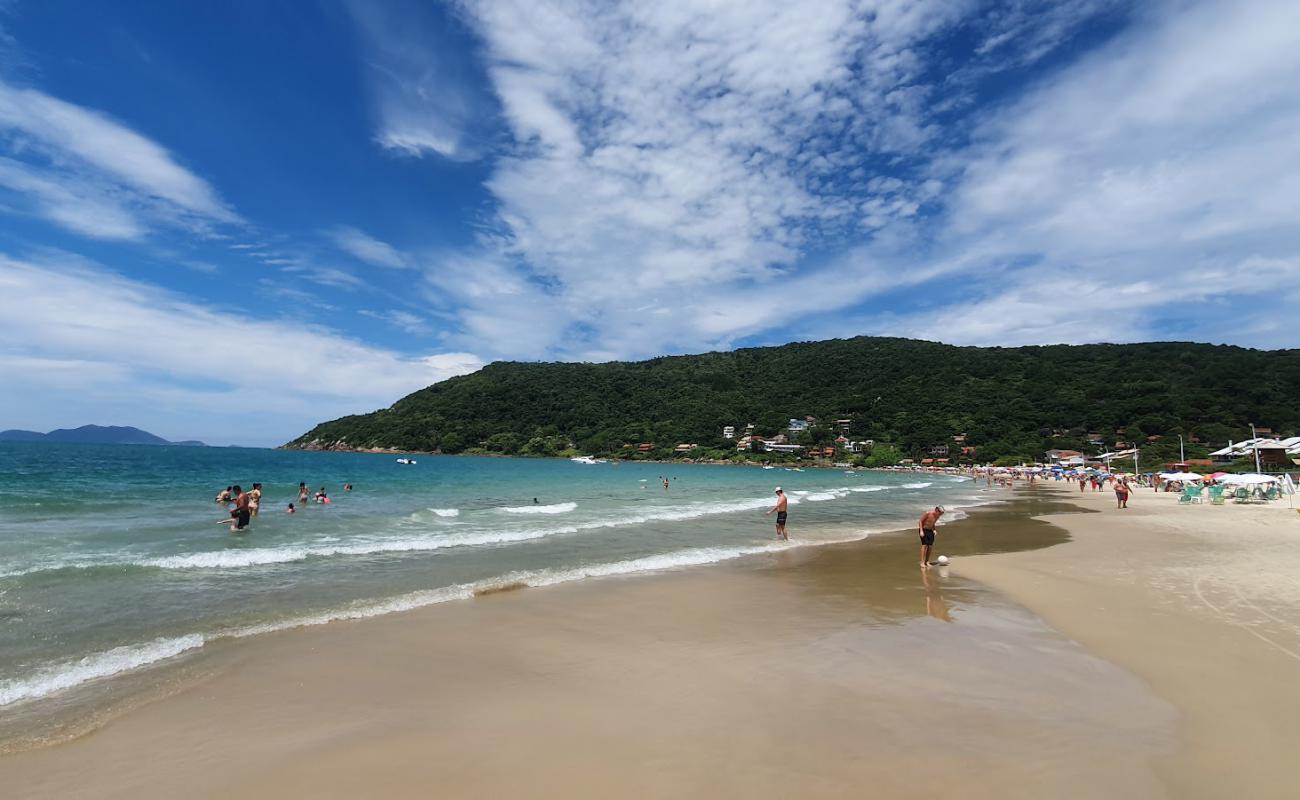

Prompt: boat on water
[
  {"left": 396, "top": 458, "right": 417, "bottom": 465},
  {"left": 570, "top": 455, "right": 607, "bottom": 464}
]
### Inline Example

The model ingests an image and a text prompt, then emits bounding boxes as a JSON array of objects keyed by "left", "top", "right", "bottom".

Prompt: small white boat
[
  {"left": 396, "top": 458, "right": 417, "bottom": 465},
  {"left": 570, "top": 455, "right": 606, "bottom": 464}
]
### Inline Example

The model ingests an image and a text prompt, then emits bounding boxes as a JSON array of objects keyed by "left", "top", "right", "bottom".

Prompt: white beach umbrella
[{"left": 1219, "top": 473, "right": 1279, "bottom": 485}]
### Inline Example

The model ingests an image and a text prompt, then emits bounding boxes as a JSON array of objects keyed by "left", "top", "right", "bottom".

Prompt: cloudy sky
[{"left": 0, "top": 0, "right": 1296, "bottom": 445}]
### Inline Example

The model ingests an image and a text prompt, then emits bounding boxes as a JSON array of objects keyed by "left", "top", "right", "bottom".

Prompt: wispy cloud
[
  {"left": 0, "top": 78, "right": 239, "bottom": 239},
  {"left": 393, "top": 0, "right": 1300, "bottom": 357},
  {"left": 0, "top": 252, "right": 482, "bottom": 444},
  {"left": 347, "top": 0, "right": 490, "bottom": 161},
  {"left": 331, "top": 225, "right": 408, "bottom": 268},
  {"left": 359, "top": 307, "right": 431, "bottom": 334}
]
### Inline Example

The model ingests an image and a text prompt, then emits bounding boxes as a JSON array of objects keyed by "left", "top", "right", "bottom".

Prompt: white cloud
[
  {"left": 359, "top": 308, "right": 432, "bottom": 335},
  {"left": 0, "top": 253, "right": 482, "bottom": 445},
  {"left": 423, "top": 0, "right": 982, "bottom": 358},
  {"left": 347, "top": 0, "right": 487, "bottom": 160},
  {"left": 407, "top": 0, "right": 1300, "bottom": 357},
  {"left": 331, "top": 226, "right": 408, "bottom": 268},
  {"left": 0, "top": 79, "right": 238, "bottom": 239}
]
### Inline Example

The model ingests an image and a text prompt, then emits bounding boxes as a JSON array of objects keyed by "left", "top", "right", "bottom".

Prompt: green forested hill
[{"left": 285, "top": 337, "right": 1300, "bottom": 463}]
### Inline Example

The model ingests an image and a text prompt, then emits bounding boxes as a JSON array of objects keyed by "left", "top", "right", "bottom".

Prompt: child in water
[{"left": 287, "top": 503, "right": 296, "bottom": 514}]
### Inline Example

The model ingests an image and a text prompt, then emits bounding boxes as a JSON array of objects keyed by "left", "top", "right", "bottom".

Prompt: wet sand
[
  {"left": 961, "top": 481, "right": 1300, "bottom": 800},
  {"left": 0, "top": 492, "right": 1215, "bottom": 798}
]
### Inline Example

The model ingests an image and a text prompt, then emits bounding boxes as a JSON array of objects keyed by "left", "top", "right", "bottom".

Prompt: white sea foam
[
  {"left": 3, "top": 529, "right": 906, "bottom": 708},
  {"left": 500, "top": 502, "right": 577, "bottom": 514},
  {"left": 0, "top": 634, "right": 205, "bottom": 707},
  {"left": 230, "top": 543, "right": 795, "bottom": 639},
  {"left": 4, "top": 480, "right": 940, "bottom": 578}
]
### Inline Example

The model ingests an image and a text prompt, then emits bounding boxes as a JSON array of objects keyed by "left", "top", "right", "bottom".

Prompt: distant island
[
  {"left": 284, "top": 336, "right": 1299, "bottom": 468},
  {"left": 0, "top": 425, "right": 206, "bottom": 447}
]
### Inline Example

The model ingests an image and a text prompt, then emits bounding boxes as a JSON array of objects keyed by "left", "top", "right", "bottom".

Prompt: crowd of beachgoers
[{"left": 213, "top": 481, "right": 352, "bottom": 530}]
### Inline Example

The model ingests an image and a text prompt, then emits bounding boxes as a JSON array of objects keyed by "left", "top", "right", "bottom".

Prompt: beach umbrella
[
  {"left": 1219, "top": 473, "right": 1278, "bottom": 485},
  {"left": 1209, "top": 471, "right": 1229, "bottom": 480}
]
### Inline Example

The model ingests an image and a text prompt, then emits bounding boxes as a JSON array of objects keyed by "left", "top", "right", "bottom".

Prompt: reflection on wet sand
[{"left": 921, "top": 565, "right": 952, "bottom": 622}]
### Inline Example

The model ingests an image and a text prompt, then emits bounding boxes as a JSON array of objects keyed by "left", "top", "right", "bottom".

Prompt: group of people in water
[{"left": 216, "top": 481, "right": 352, "bottom": 531}]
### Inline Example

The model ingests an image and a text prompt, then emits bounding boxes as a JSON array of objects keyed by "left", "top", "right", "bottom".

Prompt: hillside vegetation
[{"left": 285, "top": 337, "right": 1300, "bottom": 465}]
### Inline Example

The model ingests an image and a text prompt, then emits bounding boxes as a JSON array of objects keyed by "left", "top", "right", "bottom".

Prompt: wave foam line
[
  {"left": 1, "top": 541, "right": 817, "bottom": 708},
  {"left": 3, "top": 483, "right": 926, "bottom": 577},
  {"left": 0, "top": 635, "right": 205, "bottom": 707},
  {"left": 500, "top": 502, "right": 577, "bottom": 514}
]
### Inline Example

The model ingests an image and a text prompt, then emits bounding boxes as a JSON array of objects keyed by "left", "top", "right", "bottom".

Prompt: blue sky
[{"left": 0, "top": 0, "right": 1296, "bottom": 446}]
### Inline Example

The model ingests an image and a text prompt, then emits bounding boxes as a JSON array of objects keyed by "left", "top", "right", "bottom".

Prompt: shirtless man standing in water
[
  {"left": 765, "top": 487, "right": 789, "bottom": 541},
  {"left": 918, "top": 506, "right": 944, "bottom": 567}
]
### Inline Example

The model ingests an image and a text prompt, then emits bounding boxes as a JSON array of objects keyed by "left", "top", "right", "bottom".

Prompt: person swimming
[{"left": 287, "top": 503, "right": 296, "bottom": 514}]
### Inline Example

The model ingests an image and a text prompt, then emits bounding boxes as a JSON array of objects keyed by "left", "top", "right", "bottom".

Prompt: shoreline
[
  {"left": 0, "top": 491, "right": 991, "bottom": 752},
  {"left": 1, "top": 493, "right": 1180, "bottom": 798},
  {"left": 3, "top": 485, "right": 1295, "bottom": 796}
]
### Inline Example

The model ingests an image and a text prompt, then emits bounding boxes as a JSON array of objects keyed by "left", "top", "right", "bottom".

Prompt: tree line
[{"left": 285, "top": 337, "right": 1299, "bottom": 466}]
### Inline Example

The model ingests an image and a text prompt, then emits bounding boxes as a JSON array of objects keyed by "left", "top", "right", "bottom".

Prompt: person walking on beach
[
  {"left": 918, "top": 506, "right": 944, "bottom": 567},
  {"left": 1114, "top": 479, "right": 1131, "bottom": 509},
  {"left": 766, "top": 487, "right": 789, "bottom": 541}
]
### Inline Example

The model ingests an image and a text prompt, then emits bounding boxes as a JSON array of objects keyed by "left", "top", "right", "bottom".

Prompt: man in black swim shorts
[
  {"left": 766, "top": 487, "right": 789, "bottom": 541},
  {"left": 918, "top": 505, "right": 944, "bottom": 567}
]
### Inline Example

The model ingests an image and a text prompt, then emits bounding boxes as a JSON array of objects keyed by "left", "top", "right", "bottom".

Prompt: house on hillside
[
  {"left": 930, "top": 444, "right": 949, "bottom": 456},
  {"left": 674, "top": 444, "right": 697, "bottom": 453},
  {"left": 637, "top": 443, "right": 655, "bottom": 452},
  {"left": 835, "top": 419, "right": 852, "bottom": 431},
  {"left": 762, "top": 442, "right": 804, "bottom": 454},
  {"left": 960, "top": 446, "right": 978, "bottom": 457},
  {"left": 788, "top": 419, "right": 810, "bottom": 432},
  {"left": 1046, "top": 449, "right": 1085, "bottom": 466},
  {"left": 722, "top": 426, "right": 735, "bottom": 439}
]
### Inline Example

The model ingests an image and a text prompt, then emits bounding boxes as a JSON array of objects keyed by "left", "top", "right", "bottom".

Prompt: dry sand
[
  {"left": 960, "top": 481, "right": 1300, "bottom": 800},
  {"left": 1, "top": 486, "right": 1296, "bottom": 798}
]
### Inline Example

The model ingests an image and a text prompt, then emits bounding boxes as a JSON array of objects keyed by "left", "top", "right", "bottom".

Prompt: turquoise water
[{"left": 0, "top": 443, "right": 985, "bottom": 709}]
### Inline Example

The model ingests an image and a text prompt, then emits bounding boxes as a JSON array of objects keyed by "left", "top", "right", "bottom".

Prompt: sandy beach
[
  {"left": 1, "top": 484, "right": 1297, "bottom": 798},
  {"left": 961, "top": 481, "right": 1300, "bottom": 800}
]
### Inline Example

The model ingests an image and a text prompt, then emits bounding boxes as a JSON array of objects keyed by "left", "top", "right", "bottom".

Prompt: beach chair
[
  {"left": 1233, "top": 487, "right": 1250, "bottom": 504},
  {"left": 1209, "top": 485, "right": 1225, "bottom": 505},
  {"left": 1179, "top": 485, "right": 1202, "bottom": 504},
  {"left": 1265, "top": 486, "right": 1279, "bottom": 501}
]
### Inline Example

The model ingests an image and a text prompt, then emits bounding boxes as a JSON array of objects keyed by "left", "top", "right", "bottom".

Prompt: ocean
[{"left": 0, "top": 443, "right": 985, "bottom": 713}]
